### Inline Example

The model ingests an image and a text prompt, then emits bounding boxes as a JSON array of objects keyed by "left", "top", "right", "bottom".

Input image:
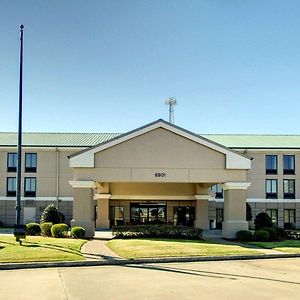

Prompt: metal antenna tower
[{"left": 165, "top": 97, "right": 177, "bottom": 124}]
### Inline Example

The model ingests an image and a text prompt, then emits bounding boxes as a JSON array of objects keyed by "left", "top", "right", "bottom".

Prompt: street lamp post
[{"left": 14, "top": 24, "right": 26, "bottom": 242}]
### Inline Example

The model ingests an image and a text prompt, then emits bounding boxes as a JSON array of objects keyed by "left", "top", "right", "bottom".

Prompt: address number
[{"left": 155, "top": 172, "right": 166, "bottom": 178}]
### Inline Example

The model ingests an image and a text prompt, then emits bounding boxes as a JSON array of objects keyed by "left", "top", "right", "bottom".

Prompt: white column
[
  {"left": 221, "top": 182, "right": 251, "bottom": 239},
  {"left": 70, "top": 181, "right": 96, "bottom": 238},
  {"left": 194, "top": 195, "right": 210, "bottom": 229}
]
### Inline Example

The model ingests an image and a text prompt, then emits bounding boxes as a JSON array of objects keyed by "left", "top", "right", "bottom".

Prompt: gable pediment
[{"left": 70, "top": 120, "right": 251, "bottom": 170}]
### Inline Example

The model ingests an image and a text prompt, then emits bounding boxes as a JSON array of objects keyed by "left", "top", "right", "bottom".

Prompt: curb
[{"left": 0, "top": 253, "right": 300, "bottom": 270}]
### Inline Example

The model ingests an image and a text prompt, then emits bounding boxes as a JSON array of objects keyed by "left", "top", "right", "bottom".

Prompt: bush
[
  {"left": 51, "top": 223, "right": 69, "bottom": 238},
  {"left": 285, "top": 230, "right": 300, "bottom": 240},
  {"left": 71, "top": 226, "right": 85, "bottom": 239},
  {"left": 112, "top": 225, "right": 203, "bottom": 240},
  {"left": 236, "top": 230, "right": 253, "bottom": 241},
  {"left": 254, "top": 230, "right": 270, "bottom": 242},
  {"left": 254, "top": 212, "right": 273, "bottom": 230},
  {"left": 261, "top": 227, "right": 278, "bottom": 241},
  {"left": 41, "top": 222, "right": 53, "bottom": 237},
  {"left": 40, "top": 204, "right": 62, "bottom": 224},
  {"left": 275, "top": 227, "right": 285, "bottom": 239},
  {"left": 26, "top": 223, "right": 41, "bottom": 236}
]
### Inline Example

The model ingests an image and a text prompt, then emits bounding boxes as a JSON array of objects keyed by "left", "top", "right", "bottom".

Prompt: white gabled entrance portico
[{"left": 69, "top": 120, "right": 251, "bottom": 238}]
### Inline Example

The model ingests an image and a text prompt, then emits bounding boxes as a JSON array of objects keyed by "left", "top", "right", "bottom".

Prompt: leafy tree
[
  {"left": 254, "top": 212, "right": 273, "bottom": 229},
  {"left": 40, "top": 204, "right": 61, "bottom": 224}
]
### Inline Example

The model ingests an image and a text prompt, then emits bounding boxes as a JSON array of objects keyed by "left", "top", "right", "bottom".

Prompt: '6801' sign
[{"left": 155, "top": 172, "right": 166, "bottom": 178}]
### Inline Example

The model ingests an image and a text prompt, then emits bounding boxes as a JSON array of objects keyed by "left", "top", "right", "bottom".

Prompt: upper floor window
[
  {"left": 283, "top": 155, "right": 295, "bottom": 175},
  {"left": 266, "top": 179, "right": 277, "bottom": 199},
  {"left": 211, "top": 184, "right": 223, "bottom": 198},
  {"left": 24, "top": 177, "right": 36, "bottom": 197},
  {"left": 265, "top": 155, "right": 277, "bottom": 174},
  {"left": 7, "top": 153, "right": 17, "bottom": 172},
  {"left": 25, "top": 153, "right": 37, "bottom": 172},
  {"left": 283, "top": 179, "right": 295, "bottom": 199},
  {"left": 6, "top": 177, "right": 16, "bottom": 197}
]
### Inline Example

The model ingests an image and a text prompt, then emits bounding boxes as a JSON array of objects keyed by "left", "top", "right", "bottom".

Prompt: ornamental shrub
[
  {"left": 236, "top": 230, "right": 253, "bottom": 242},
  {"left": 254, "top": 230, "right": 270, "bottom": 242},
  {"left": 275, "top": 227, "right": 285, "bottom": 239},
  {"left": 71, "top": 226, "right": 85, "bottom": 239},
  {"left": 41, "top": 222, "right": 53, "bottom": 237},
  {"left": 51, "top": 223, "right": 69, "bottom": 238},
  {"left": 261, "top": 227, "right": 278, "bottom": 241},
  {"left": 112, "top": 225, "right": 203, "bottom": 240},
  {"left": 26, "top": 223, "right": 41, "bottom": 236},
  {"left": 254, "top": 212, "right": 273, "bottom": 230},
  {"left": 40, "top": 204, "right": 62, "bottom": 224}
]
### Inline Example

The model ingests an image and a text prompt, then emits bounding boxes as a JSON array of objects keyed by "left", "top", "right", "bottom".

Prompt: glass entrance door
[{"left": 130, "top": 203, "right": 166, "bottom": 224}]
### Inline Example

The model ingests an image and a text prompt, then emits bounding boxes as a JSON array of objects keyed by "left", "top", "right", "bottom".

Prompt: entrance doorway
[{"left": 173, "top": 207, "right": 195, "bottom": 227}]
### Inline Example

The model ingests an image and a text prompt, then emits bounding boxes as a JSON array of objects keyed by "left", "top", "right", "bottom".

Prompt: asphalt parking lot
[{"left": 0, "top": 258, "right": 299, "bottom": 300}]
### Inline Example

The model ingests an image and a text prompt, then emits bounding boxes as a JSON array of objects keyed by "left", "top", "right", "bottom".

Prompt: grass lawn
[
  {"left": 107, "top": 238, "right": 260, "bottom": 259},
  {"left": 246, "top": 240, "right": 300, "bottom": 254},
  {"left": 0, "top": 235, "right": 87, "bottom": 263}
]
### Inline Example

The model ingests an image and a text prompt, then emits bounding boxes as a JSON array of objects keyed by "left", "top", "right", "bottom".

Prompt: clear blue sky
[{"left": 1, "top": 0, "right": 300, "bottom": 134}]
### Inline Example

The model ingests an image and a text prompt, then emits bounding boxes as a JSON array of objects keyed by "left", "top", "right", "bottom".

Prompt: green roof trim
[{"left": 1, "top": 132, "right": 300, "bottom": 148}]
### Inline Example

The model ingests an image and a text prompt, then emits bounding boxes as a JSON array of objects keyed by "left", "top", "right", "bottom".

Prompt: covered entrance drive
[{"left": 69, "top": 119, "right": 251, "bottom": 238}]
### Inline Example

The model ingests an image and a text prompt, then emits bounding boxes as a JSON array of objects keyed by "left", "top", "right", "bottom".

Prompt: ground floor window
[
  {"left": 173, "top": 206, "right": 195, "bottom": 227},
  {"left": 109, "top": 206, "right": 124, "bottom": 226},
  {"left": 216, "top": 208, "right": 223, "bottom": 229},
  {"left": 266, "top": 209, "right": 278, "bottom": 225},
  {"left": 130, "top": 203, "right": 166, "bottom": 224},
  {"left": 284, "top": 209, "right": 296, "bottom": 229}
]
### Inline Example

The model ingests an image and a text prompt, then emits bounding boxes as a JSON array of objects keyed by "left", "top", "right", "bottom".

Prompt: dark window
[
  {"left": 266, "top": 209, "right": 278, "bottom": 225},
  {"left": 266, "top": 155, "right": 277, "bottom": 174},
  {"left": 283, "top": 179, "right": 295, "bottom": 199},
  {"left": 266, "top": 179, "right": 277, "bottom": 199},
  {"left": 7, "top": 153, "right": 17, "bottom": 172},
  {"left": 283, "top": 155, "right": 295, "bottom": 175},
  {"left": 109, "top": 206, "right": 124, "bottom": 226},
  {"left": 211, "top": 184, "right": 223, "bottom": 198},
  {"left": 24, "top": 177, "right": 36, "bottom": 197},
  {"left": 130, "top": 204, "right": 166, "bottom": 225},
  {"left": 284, "top": 209, "right": 296, "bottom": 229},
  {"left": 6, "top": 177, "right": 16, "bottom": 197},
  {"left": 216, "top": 208, "right": 223, "bottom": 229},
  {"left": 25, "top": 153, "right": 37, "bottom": 172}
]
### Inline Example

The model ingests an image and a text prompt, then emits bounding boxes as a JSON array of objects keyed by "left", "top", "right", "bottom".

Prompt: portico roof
[{"left": 69, "top": 119, "right": 251, "bottom": 170}]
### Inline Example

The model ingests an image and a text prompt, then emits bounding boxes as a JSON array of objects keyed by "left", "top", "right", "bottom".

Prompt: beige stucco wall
[
  {"left": 73, "top": 128, "right": 247, "bottom": 183},
  {"left": 245, "top": 151, "right": 300, "bottom": 199},
  {"left": 0, "top": 147, "right": 81, "bottom": 198}
]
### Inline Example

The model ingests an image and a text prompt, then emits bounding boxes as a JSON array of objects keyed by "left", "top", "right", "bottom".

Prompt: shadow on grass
[{"left": 125, "top": 263, "right": 300, "bottom": 285}]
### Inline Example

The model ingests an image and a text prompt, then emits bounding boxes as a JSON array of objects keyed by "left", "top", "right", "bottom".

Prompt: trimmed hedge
[
  {"left": 71, "top": 226, "right": 85, "bottom": 239},
  {"left": 41, "top": 222, "right": 53, "bottom": 237},
  {"left": 26, "top": 223, "right": 41, "bottom": 236},
  {"left": 112, "top": 225, "right": 203, "bottom": 240},
  {"left": 51, "top": 223, "right": 69, "bottom": 238},
  {"left": 254, "top": 230, "right": 270, "bottom": 242},
  {"left": 236, "top": 230, "right": 253, "bottom": 241},
  {"left": 285, "top": 230, "right": 300, "bottom": 240},
  {"left": 261, "top": 227, "right": 277, "bottom": 241}
]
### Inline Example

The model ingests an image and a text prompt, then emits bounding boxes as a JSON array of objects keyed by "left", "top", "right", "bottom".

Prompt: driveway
[{"left": 0, "top": 258, "right": 299, "bottom": 300}]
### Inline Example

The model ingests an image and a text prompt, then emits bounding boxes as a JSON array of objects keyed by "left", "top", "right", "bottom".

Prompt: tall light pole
[{"left": 15, "top": 25, "right": 24, "bottom": 234}]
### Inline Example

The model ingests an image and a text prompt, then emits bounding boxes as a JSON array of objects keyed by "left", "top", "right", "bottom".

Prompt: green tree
[{"left": 40, "top": 204, "right": 61, "bottom": 224}]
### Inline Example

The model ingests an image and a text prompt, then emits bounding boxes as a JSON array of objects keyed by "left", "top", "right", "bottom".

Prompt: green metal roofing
[
  {"left": 201, "top": 134, "right": 300, "bottom": 148},
  {"left": 1, "top": 132, "right": 300, "bottom": 148},
  {"left": 0, "top": 132, "right": 121, "bottom": 147}
]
